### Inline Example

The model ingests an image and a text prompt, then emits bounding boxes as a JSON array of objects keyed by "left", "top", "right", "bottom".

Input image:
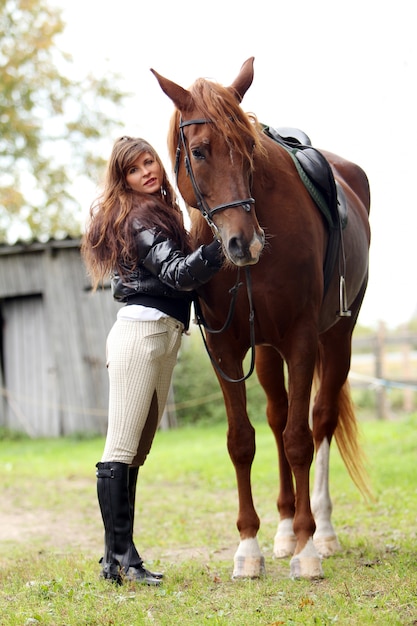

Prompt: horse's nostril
[{"left": 228, "top": 237, "right": 246, "bottom": 259}]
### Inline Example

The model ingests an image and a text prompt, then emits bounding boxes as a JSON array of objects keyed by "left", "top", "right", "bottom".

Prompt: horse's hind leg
[
  {"left": 311, "top": 317, "right": 356, "bottom": 557},
  {"left": 255, "top": 346, "right": 297, "bottom": 558}
]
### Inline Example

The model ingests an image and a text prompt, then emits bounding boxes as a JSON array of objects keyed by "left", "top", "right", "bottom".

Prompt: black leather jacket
[{"left": 112, "top": 226, "right": 222, "bottom": 328}]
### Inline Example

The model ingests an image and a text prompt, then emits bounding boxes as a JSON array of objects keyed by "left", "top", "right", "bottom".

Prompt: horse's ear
[
  {"left": 229, "top": 57, "right": 255, "bottom": 102},
  {"left": 151, "top": 68, "right": 193, "bottom": 112}
]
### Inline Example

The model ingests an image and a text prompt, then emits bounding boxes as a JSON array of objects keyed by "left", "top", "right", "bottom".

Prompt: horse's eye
[{"left": 191, "top": 148, "right": 205, "bottom": 160}]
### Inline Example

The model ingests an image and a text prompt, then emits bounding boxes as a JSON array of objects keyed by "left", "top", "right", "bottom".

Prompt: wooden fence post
[
  {"left": 402, "top": 337, "right": 413, "bottom": 412},
  {"left": 375, "top": 321, "right": 388, "bottom": 419}
]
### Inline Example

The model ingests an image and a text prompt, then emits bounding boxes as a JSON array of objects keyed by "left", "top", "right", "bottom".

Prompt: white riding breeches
[{"left": 101, "top": 316, "right": 183, "bottom": 464}]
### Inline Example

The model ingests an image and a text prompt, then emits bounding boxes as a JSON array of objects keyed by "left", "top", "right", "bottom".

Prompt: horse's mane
[{"left": 167, "top": 78, "right": 264, "bottom": 176}]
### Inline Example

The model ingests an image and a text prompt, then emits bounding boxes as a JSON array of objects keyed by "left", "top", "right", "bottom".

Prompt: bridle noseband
[{"left": 176, "top": 117, "right": 255, "bottom": 238}]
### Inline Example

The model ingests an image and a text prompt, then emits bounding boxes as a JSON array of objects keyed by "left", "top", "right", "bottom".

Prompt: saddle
[
  {"left": 262, "top": 124, "right": 348, "bottom": 299},
  {"left": 261, "top": 125, "right": 347, "bottom": 230}
]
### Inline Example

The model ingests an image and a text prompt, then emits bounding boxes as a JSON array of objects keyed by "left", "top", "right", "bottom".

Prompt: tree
[{"left": 0, "top": 0, "right": 126, "bottom": 242}]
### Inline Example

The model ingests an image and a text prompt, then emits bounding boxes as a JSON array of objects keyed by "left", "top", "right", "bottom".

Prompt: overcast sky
[{"left": 55, "top": 0, "right": 416, "bottom": 329}]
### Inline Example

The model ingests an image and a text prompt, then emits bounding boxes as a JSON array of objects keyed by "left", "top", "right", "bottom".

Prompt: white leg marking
[
  {"left": 273, "top": 517, "right": 297, "bottom": 558},
  {"left": 311, "top": 438, "right": 341, "bottom": 557},
  {"left": 232, "top": 537, "right": 265, "bottom": 579},
  {"left": 290, "top": 537, "right": 324, "bottom": 579}
]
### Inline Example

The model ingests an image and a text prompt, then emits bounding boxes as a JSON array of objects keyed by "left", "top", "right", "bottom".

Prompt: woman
[{"left": 81, "top": 136, "right": 222, "bottom": 585}]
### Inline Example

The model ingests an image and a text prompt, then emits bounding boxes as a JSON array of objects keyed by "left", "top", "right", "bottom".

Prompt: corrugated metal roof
[{"left": 0, "top": 236, "right": 81, "bottom": 256}]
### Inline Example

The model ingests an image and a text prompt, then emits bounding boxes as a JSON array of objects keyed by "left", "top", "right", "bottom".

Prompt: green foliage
[
  {"left": 353, "top": 321, "right": 377, "bottom": 336},
  {"left": 0, "top": 425, "right": 30, "bottom": 441},
  {"left": 0, "top": 0, "right": 126, "bottom": 242},
  {"left": 351, "top": 387, "right": 376, "bottom": 411}
]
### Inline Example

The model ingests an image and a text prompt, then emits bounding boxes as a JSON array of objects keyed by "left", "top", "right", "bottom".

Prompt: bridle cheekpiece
[{"left": 176, "top": 117, "right": 255, "bottom": 239}]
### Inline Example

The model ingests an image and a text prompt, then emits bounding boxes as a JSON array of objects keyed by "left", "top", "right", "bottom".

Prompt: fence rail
[{"left": 351, "top": 322, "right": 417, "bottom": 419}]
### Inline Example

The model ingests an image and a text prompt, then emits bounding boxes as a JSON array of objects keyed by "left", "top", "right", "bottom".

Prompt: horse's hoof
[
  {"left": 290, "top": 554, "right": 324, "bottom": 579},
  {"left": 232, "top": 555, "right": 266, "bottom": 579},
  {"left": 289, "top": 538, "right": 324, "bottom": 579},
  {"left": 314, "top": 535, "right": 341, "bottom": 558},
  {"left": 273, "top": 535, "right": 297, "bottom": 558},
  {"left": 273, "top": 518, "right": 296, "bottom": 558},
  {"left": 232, "top": 537, "right": 266, "bottom": 579}
]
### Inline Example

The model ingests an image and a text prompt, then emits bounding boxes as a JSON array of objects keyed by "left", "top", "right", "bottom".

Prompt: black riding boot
[
  {"left": 96, "top": 461, "right": 161, "bottom": 585},
  {"left": 128, "top": 465, "right": 139, "bottom": 530},
  {"left": 128, "top": 465, "right": 163, "bottom": 580}
]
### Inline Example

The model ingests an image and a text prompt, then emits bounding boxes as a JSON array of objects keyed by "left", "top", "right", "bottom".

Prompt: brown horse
[{"left": 151, "top": 57, "right": 371, "bottom": 579}]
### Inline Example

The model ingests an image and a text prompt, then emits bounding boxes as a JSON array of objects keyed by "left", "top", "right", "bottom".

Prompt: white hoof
[
  {"left": 314, "top": 534, "right": 341, "bottom": 558},
  {"left": 274, "top": 534, "right": 297, "bottom": 558},
  {"left": 273, "top": 517, "right": 297, "bottom": 558},
  {"left": 289, "top": 538, "right": 324, "bottom": 579},
  {"left": 232, "top": 555, "right": 266, "bottom": 579},
  {"left": 232, "top": 538, "right": 266, "bottom": 579}
]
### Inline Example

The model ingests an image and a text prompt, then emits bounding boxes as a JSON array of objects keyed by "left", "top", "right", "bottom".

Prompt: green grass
[{"left": 1, "top": 415, "right": 417, "bottom": 625}]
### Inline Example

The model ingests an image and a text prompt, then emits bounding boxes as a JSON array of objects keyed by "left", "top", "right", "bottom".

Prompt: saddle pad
[{"left": 262, "top": 125, "right": 345, "bottom": 230}]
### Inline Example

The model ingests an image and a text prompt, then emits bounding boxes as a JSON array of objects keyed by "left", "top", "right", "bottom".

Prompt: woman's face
[{"left": 125, "top": 151, "right": 163, "bottom": 194}]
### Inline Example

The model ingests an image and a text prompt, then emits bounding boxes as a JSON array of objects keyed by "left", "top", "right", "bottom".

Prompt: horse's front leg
[
  {"left": 255, "top": 346, "right": 297, "bottom": 558},
  {"left": 228, "top": 412, "right": 265, "bottom": 579},
  {"left": 215, "top": 361, "right": 265, "bottom": 579},
  {"left": 284, "top": 331, "right": 324, "bottom": 579}
]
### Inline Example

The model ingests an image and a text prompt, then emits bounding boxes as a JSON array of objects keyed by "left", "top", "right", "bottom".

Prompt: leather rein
[{"left": 176, "top": 117, "right": 256, "bottom": 383}]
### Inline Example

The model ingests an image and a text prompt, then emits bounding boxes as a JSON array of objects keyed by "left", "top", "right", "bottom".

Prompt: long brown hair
[{"left": 81, "top": 137, "right": 191, "bottom": 290}]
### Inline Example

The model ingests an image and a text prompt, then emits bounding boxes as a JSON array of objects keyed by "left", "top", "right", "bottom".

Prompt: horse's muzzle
[{"left": 226, "top": 229, "right": 265, "bottom": 266}]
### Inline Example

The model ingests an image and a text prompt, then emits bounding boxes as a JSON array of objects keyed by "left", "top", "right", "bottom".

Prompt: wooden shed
[{"left": 0, "top": 238, "right": 121, "bottom": 437}]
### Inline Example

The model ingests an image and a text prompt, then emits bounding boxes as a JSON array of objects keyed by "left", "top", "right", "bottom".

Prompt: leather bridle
[
  {"left": 175, "top": 117, "right": 255, "bottom": 239},
  {"left": 175, "top": 116, "right": 257, "bottom": 383}
]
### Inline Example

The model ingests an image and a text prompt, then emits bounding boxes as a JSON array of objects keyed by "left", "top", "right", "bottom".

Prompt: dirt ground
[
  {"left": 0, "top": 477, "right": 235, "bottom": 564},
  {"left": 0, "top": 477, "right": 102, "bottom": 555}
]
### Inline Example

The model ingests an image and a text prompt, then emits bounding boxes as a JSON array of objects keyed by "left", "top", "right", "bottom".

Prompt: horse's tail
[{"left": 334, "top": 380, "right": 373, "bottom": 501}]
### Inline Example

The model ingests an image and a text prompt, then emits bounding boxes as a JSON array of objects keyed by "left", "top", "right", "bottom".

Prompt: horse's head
[{"left": 151, "top": 57, "right": 265, "bottom": 266}]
